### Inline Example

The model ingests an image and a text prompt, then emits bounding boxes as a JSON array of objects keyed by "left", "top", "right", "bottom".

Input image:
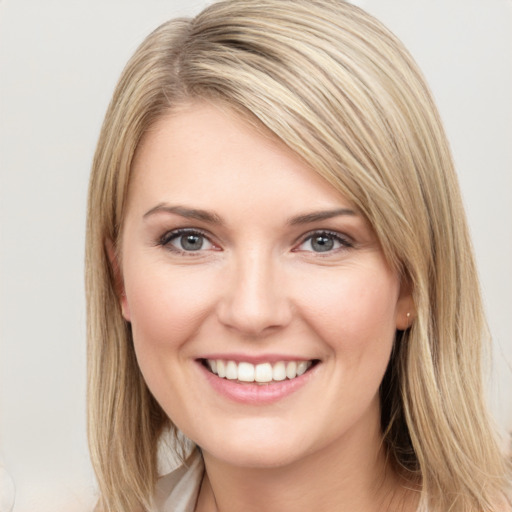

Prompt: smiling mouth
[{"left": 200, "top": 359, "right": 319, "bottom": 384}]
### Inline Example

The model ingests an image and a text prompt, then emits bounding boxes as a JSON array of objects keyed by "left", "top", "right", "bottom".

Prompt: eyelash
[
  {"left": 294, "top": 230, "right": 354, "bottom": 254},
  {"left": 157, "top": 228, "right": 354, "bottom": 255},
  {"left": 157, "top": 228, "right": 217, "bottom": 255}
]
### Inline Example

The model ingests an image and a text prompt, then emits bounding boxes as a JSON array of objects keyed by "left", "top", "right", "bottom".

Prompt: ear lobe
[
  {"left": 395, "top": 279, "right": 415, "bottom": 331},
  {"left": 105, "top": 239, "right": 131, "bottom": 321}
]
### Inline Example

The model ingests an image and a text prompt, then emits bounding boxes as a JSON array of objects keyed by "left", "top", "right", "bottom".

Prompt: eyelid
[
  {"left": 158, "top": 227, "right": 220, "bottom": 253},
  {"left": 293, "top": 230, "right": 354, "bottom": 253}
]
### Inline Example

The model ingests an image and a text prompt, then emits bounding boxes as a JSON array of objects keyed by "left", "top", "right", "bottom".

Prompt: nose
[{"left": 216, "top": 251, "right": 292, "bottom": 337}]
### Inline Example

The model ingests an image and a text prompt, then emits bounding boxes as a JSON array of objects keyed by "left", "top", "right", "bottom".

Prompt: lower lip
[{"left": 197, "top": 361, "right": 318, "bottom": 404}]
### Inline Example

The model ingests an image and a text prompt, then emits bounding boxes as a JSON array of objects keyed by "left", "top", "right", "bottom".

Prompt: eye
[
  {"left": 296, "top": 231, "right": 352, "bottom": 253},
  {"left": 159, "top": 229, "right": 216, "bottom": 253}
]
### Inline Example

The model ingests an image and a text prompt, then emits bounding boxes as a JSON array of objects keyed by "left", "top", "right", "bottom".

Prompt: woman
[{"left": 85, "top": 1, "right": 511, "bottom": 510}]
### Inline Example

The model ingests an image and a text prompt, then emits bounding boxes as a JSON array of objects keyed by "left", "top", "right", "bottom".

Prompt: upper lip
[{"left": 197, "top": 354, "right": 317, "bottom": 364}]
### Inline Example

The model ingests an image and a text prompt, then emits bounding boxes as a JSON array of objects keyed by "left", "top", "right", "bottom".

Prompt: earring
[{"left": 406, "top": 312, "right": 411, "bottom": 319}]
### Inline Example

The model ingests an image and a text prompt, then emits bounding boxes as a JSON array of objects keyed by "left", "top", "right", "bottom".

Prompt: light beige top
[{"left": 155, "top": 449, "right": 204, "bottom": 512}]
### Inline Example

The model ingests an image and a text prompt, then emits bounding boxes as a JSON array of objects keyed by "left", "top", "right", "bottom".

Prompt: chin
[
  {"left": 192, "top": 419, "right": 320, "bottom": 470},
  {"left": 203, "top": 441, "right": 306, "bottom": 469}
]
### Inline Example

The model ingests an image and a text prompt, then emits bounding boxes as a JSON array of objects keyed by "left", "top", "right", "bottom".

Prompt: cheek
[
  {"left": 122, "top": 263, "right": 219, "bottom": 421},
  {"left": 123, "top": 262, "right": 216, "bottom": 359},
  {"left": 296, "top": 264, "right": 400, "bottom": 357}
]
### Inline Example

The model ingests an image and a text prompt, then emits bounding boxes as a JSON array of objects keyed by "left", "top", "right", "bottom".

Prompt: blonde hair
[{"left": 86, "top": 1, "right": 511, "bottom": 510}]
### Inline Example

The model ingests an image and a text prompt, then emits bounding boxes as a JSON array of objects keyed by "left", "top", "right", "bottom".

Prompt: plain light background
[{"left": 0, "top": 1, "right": 511, "bottom": 511}]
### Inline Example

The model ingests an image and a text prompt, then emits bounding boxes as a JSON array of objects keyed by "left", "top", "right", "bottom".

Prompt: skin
[{"left": 115, "top": 100, "right": 417, "bottom": 511}]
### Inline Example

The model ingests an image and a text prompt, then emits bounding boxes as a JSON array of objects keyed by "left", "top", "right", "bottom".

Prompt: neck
[{"left": 195, "top": 412, "right": 418, "bottom": 512}]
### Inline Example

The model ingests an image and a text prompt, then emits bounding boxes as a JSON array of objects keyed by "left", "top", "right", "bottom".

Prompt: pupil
[
  {"left": 312, "top": 235, "right": 333, "bottom": 252},
  {"left": 181, "top": 234, "right": 203, "bottom": 251}
]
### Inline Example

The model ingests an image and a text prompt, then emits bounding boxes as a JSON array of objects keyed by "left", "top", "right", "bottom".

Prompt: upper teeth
[{"left": 207, "top": 359, "right": 312, "bottom": 383}]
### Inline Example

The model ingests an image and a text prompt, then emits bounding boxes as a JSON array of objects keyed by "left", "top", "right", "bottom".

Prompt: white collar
[{"left": 154, "top": 447, "right": 204, "bottom": 512}]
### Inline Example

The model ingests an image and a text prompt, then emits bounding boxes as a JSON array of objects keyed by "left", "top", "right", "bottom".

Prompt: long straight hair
[{"left": 86, "top": 1, "right": 511, "bottom": 510}]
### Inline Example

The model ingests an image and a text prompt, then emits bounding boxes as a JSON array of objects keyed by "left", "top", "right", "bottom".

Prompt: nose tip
[{"left": 216, "top": 258, "right": 291, "bottom": 337}]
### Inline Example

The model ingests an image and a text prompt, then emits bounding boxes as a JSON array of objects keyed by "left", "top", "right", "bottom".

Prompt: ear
[
  {"left": 105, "top": 239, "right": 131, "bottom": 322},
  {"left": 395, "top": 277, "right": 415, "bottom": 331}
]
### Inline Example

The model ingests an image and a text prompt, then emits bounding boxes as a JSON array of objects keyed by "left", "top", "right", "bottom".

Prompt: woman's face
[{"left": 117, "top": 101, "right": 412, "bottom": 469}]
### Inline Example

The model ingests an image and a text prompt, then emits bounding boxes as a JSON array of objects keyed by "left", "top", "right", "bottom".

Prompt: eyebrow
[
  {"left": 143, "top": 204, "right": 224, "bottom": 224},
  {"left": 143, "top": 204, "right": 357, "bottom": 226},
  {"left": 288, "top": 208, "right": 357, "bottom": 225}
]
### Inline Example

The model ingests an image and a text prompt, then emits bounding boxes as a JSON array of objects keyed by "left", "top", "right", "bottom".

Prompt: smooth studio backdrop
[{"left": 1, "top": 1, "right": 511, "bottom": 511}]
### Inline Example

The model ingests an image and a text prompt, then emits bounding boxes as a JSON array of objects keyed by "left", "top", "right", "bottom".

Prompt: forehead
[{"left": 127, "top": 100, "right": 356, "bottom": 216}]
